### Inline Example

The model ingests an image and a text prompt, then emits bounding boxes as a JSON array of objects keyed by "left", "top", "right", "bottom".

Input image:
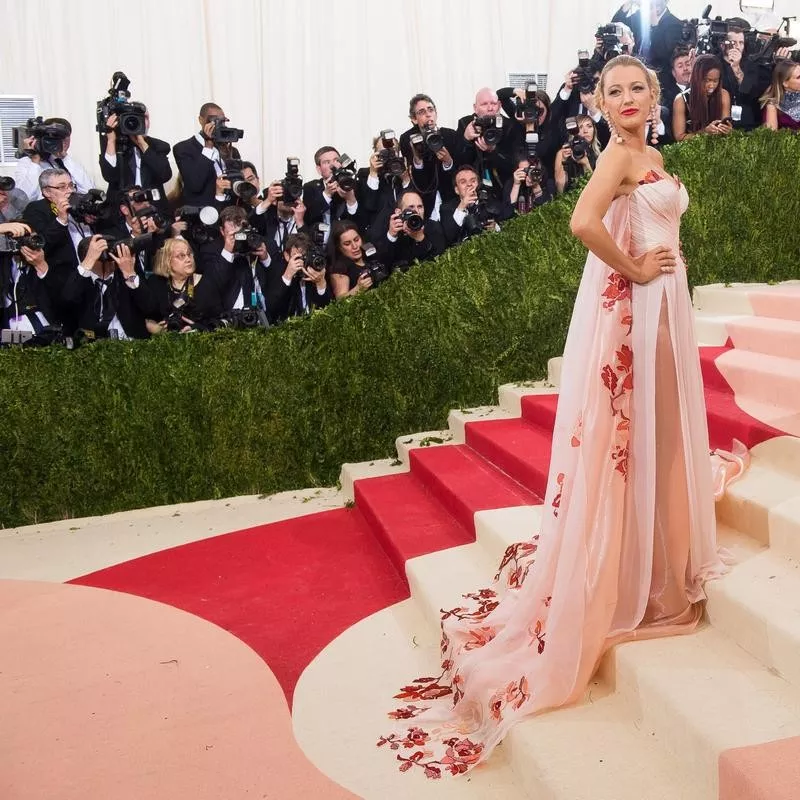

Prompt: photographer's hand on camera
[
  {"left": 0, "top": 222, "right": 32, "bottom": 239},
  {"left": 292, "top": 198, "right": 307, "bottom": 227},
  {"left": 387, "top": 211, "right": 404, "bottom": 239},
  {"left": 108, "top": 243, "right": 136, "bottom": 280},
  {"left": 282, "top": 251, "right": 305, "bottom": 283},
  {"left": 304, "top": 264, "right": 327, "bottom": 291},
  {"left": 20, "top": 245, "right": 49, "bottom": 277},
  {"left": 355, "top": 271, "right": 373, "bottom": 293},
  {"left": 457, "top": 187, "right": 478, "bottom": 212},
  {"left": 81, "top": 234, "right": 109, "bottom": 270}
]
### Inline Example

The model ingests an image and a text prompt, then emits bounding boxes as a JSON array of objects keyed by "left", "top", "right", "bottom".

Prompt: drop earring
[
  {"left": 649, "top": 106, "right": 660, "bottom": 145},
  {"left": 605, "top": 114, "right": 624, "bottom": 144}
]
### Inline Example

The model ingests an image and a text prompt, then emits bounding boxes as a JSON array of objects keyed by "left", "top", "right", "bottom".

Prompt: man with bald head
[{"left": 455, "top": 87, "right": 521, "bottom": 200}]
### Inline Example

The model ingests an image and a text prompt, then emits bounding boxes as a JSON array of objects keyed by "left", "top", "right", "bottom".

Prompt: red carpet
[
  {"left": 71, "top": 508, "right": 408, "bottom": 703},
  {"left": 72, "top": 345, "right": 784, "bottom": 706}
]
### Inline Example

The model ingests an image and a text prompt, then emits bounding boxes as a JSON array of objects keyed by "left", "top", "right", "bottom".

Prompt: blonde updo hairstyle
[
  {"left": 153, "top": 237, "right": 195, "bottom": 279},
  {"left": 593, "top": 54, "right": 661, "bottom": 119}
]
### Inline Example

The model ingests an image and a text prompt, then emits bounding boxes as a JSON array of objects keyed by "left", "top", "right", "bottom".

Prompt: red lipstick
[{"left": 621, "top": 108, "right": 638, "bottom": 116}]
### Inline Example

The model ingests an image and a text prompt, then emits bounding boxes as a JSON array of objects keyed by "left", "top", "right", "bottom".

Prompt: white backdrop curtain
[{"left": 1, "top": 0, "right": 795, "bottom": 190}]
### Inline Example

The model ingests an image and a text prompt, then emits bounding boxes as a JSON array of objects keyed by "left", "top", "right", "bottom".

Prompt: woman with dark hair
[
  {"left": 554, "top": 114, "right": 601, "bottom": 195},
  {"left": 672, "top": 54, "right": 733, "bottom": 141},
  {"left": 761, "top": 59, "right": 800, "bottom": 131},
  {"left": 327, "top": 220, "right": 373, "bottom": 299}
]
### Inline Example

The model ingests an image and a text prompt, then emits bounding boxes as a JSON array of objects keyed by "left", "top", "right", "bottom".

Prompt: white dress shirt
[{"left": 15, "top": 153, "right": 94, "bottom": 202}]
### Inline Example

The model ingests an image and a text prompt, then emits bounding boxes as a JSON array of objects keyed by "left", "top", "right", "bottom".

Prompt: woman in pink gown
[{"left": 377, "top": 54, "right": 742, "bottom": 779}]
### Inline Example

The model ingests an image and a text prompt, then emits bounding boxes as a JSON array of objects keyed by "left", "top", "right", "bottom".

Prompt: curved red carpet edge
[{"left": 71, "top": 344, "right": 784, "bottom": 704}]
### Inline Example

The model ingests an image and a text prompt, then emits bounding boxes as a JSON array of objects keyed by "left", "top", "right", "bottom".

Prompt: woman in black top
[
  {"left": 327, "top": 220, "right": 373, "bottom": 299},
  {"left": 146, "top": 237, "right": 223, "bottom": 333}
]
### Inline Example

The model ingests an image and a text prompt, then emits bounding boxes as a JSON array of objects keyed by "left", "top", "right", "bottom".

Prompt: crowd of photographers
[{"left": 1, "top": 1, "right": 799, "bottom": 345}]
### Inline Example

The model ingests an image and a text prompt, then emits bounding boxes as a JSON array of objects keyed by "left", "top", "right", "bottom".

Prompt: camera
[
  {"left": 219, "top": 308, "right": 269, "bottom": 329},
  {"left": 97, "top": 233, "right": 154, "bottom": 261},
  {"left": 743, "top": 27, "right": 799, "bottom": 67},
  {"left": 232, "top": 225, "right": 264, "bottom": 255},
  {"left": 222, "top": 159, "right": 258, "bottom": 203},
  {"left": 361, "top": 243, "right": 390, "bottom": 287},
  {"left": 595, "top": 23, "right": 624, "bottom": 61},
  {"left": 96, "top": 71, "right": 147, "bottom": 138},
  {"left": 464, "top": 188, "right": 503, "bottom": 238},
  {"left": 523, "top": 163, "right": 544, "bottom": 183},
  {"left": 565, "top": 117, "right": 589, "bottom": 161},
  {"left": 377, "top": 130, "right": 406, "bottom": 177},
  {"left": 0, "top": 176, "right": 15, "bottom": 191},
  {"left": 420, "top": 124, "right": 445, "bottom": 154},
  {"left": 211, "top": 117, "right": 244, "bottom": 144},
  {"left": 280, "top": 157, "right": 304, "bottom": 207},
  {"left": 399, "top": 208, "right": 424, "bottom": 232},
  {"left": 514, "top": 83, "right": 540, "bottom": 127},
  {"left": 176, "top": 205, "right": 219, "bottom": 244},
  {"left": 303, "top": 245, "right": 327, "bottom": 272},
  {"left": 575, "top": 49, "right": 599, "bottom": 94},
  {"left": 473, "top": 115, "right": 503, "bottom": 146},
  {"left": 4, "top": 232, "right": 45, "bottom": 252},
  {"left": 329, "top": 154, "right": 357, "bottom": 192},
  {"left": 12, "top": 117, "right": 70, "bottom": 159},
  {"left": 69, "top": 189, "right": 112, "bottom": 224}
]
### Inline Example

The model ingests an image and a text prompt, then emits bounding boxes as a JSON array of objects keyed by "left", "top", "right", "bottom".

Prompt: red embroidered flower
[
  {"left": 601, "top": 364, "right": 619, "bottom": 394},
  {"left": 612, "top": 444, "right": 629, "bottom": 480},
  {"left": 530, "top": 619, "right": 546, "bottom": 654},
  {"left": 402, "top": 727, "right": 430, "bottom": 748},
  {"left": 552, "top": 472, "right": 565, "bottom": 518},
  {"left": 464, "top": 626, "right": 497, "bottom": 651},
  {"left": 602, "top": 272, "right": 631, "bottom": 311},
  {"left": 638, "top": 169, "right": 663, "bottom": 185},
  {"left": 388, "top": 705, "right": 425, "bottom": 720},
  {"left": 441, "top": 738, "right": 485, "bottom": 775}
]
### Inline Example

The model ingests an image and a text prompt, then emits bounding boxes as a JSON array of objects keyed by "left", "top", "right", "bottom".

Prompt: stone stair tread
[
  {"left": 507, "top": 683, "right": 709, "bottom": 800},
  {"left": 719, "top": 346, "right": 800, "bottom": 377},
  {"left": 607, "top": 625, "right": 800, "bottom": 782}
]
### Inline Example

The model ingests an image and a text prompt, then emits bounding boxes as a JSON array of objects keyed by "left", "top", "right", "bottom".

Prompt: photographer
[
  {"left": 554, "top": 116, "right": 600, "bottom": 195},
  {"left": 201, "top": 206, "right": 282, "bottom": 319},
  {"left": 496, "top": 86, "right": 560, "bottom": 179},
  {"left": 0, "top": 178, "right": 29, "bottom": 251},
  {"left": 551, "top": 57, "right": 611, "bottom": 150},
  {"left": 62, "top": 235, "right": 153, "bottom": 339},
  {"left": 457, "top": 88, "right": 522, "bottom": 166},
  {"left": 274, "top": 232, "right": 331, "bottom": 320},
  {"left": 145, "top": 237, "right": 224, "bottom": 334},
  {"left": 440, "top": 165, "right": 504, "bottom": 246},
  {"left": 359, "top": 132, "right": 412, "bottom": 231},
  {"left": 399, "top": 94, "right": 461, "bottom": 219},
  {"left": 100, "top": 110, "right": 172, "bottom": 212},
  {"left": 173, "top": 103, "right": 242, "bottom": 208},
  {"left": 327, "top": 221, "right": 374, "bottom": 299},
  {"left": 379, "top": 191, "right": 446, "bottom": 271},
  {"left": 250, "top": 170, "right": 309, "bottom": 257},
  {"left": 672, "top": 54, "right": 733, "bottom": 141},
  {"left": 719, "top": 26, "right": 766, "bottom": 131},
  {"left": 302, "top": 147, "right": 360, "bottom": 237},
  {"left": 14, "top": 118, "right": 94, "bottom": 203},
  {"left": 761, "top": 59, "right": 800, "bottom": 130},
  {"left": 504, "top": 155, "right": 554, "bottom": 216},
  {"left": 0, "top": 222, "right": 59, "bottom": 332}
]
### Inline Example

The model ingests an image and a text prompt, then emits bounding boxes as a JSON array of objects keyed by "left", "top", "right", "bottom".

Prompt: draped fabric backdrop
[{"left": 1, "top": 0, "right": 795, "bottom": 190}]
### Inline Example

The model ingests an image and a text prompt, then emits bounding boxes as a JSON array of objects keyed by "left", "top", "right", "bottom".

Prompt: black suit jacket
[
  {"left": 147, "top": 273, "right": 225, "bottom": 328},
  {"left": 173, "top": 136, "right": 241, "bottom": 207},
  {"left": 0, "top": 253, "right": 60, "bottom": 329},
  {"left": 374, "top": 219, "right": 446, "bottom": 270},
  {"left": 61, "top": 267, "right": 153, "bottom": 339},
  {"left": 455, "top": 113, "right": 524, "bottom": 166},
  {"left": 22, "top": 200, "right": 81, "bottom": 273},
  {"left": 398, "top": 126, "right": 460, "bottom": 216},
  {"left": 645, "top": 10, "right": 685, "bottom": 76},
  {"left": 549, "top": 89, "right": 612, "bottom": 150},
  {"left": 98, "top": 135, "right": 172, "bottom": 211},
  {"left": 302, "top": 178, "right": 361, "bottom": 229}
]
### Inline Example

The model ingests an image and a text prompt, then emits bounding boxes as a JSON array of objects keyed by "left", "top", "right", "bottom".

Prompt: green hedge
[{"left": 2, "top": 130, "right": 799, "bottom": 527}]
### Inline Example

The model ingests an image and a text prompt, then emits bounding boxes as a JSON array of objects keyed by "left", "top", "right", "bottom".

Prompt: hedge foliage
[{"left": 2, "top": 130, "right": 799, "bottom": 526}]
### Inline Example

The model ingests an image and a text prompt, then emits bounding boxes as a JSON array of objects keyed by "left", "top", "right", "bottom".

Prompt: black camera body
[
  {"left": 575, "top": 49, "right": 601, "bottom": 94},
  {"left": 97, "top": 232, "right": 154, "bottom": 261},
  {"left": 361, "top": 243, "right": 390, "bottom": 287},
  {"left": 565, "top": 117, "right": 589, "bottom": 161},
  {"left": 377, "top": 130, "right": 406, "bottom": 177},
  {"left": 464, "top": 188, "right": 503, "bottom": 237},
  {"left": 400, "top": 208, "right": 424, "bottom": 232},
  {"left": 280, "top": 158, "right": 304, "bottom": 207},
  {"left": 222, "top": 159, "right": 258, "bottom": 203},
  {"left": 175, "top": 205, "right": 219, "bottom": 244},
  {"left": 4, "top": 232, "right": 45, "bottom": 252},
  {"left": 514, "top": 83, "right": 541, "bottom": 127},
  {"left": 596, "top": 23, "right": 624, "bottom": 61},
  {"left": 12, "top": 117, "right": 70, "bottom": 159},
  {"left": 421, "top": 124, "right": 445, "bottom": 154},
  {"left": 330, "top": 154, "right": 357, "bottom": 192},
  {"left": 303, "top": 245, "right": 327, "bottom": 272},
  {"left": 232, "top": 225, "right": 264, "bottom": 255},
  {"left": 96, "top": 71, "right": 147, "bottom": 139},
  {"left": 473, "top": 115, "right": 503, "bottom": 146},
  {"left": 211, "top": 118, "right": 244, "bottom": 144},
  {"left": 69, "top": 189, "right": 112, "bottom": 225},
  {"left": 220, "top": 308, "right": 269, "bottom": 329},
  {"left": 0, "top": 176, "right": 16, "bottom": 191}
]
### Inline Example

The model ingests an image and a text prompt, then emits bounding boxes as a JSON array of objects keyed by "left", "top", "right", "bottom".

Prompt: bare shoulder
[
  {"left": 647, "top": 146, "right": 664, "bottom": 166},
  {"left": 572, "top": 144, "right": 633, "bottom": 223}
]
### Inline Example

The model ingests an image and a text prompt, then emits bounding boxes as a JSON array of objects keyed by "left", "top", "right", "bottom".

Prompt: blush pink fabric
[{"left": 378, "top": 174, "right": 745, "bottom": 780}]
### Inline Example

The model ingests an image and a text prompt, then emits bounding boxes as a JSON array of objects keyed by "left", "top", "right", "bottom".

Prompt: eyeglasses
[
  {"left": 46, "top": 182, "right": 75, "bottom": 191},
  {"left": 414, "top": 106, "right": 436, "bottom": 116}
]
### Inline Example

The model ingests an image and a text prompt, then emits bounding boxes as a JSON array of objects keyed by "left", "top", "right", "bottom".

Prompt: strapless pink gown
[{"left": 378, "top": 172, "right": 742, "bottom": 779}]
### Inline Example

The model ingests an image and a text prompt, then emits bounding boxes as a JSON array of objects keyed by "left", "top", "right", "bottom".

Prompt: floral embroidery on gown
[{"left": 377, "top": 172, "right": 747, "bottom": 779}]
